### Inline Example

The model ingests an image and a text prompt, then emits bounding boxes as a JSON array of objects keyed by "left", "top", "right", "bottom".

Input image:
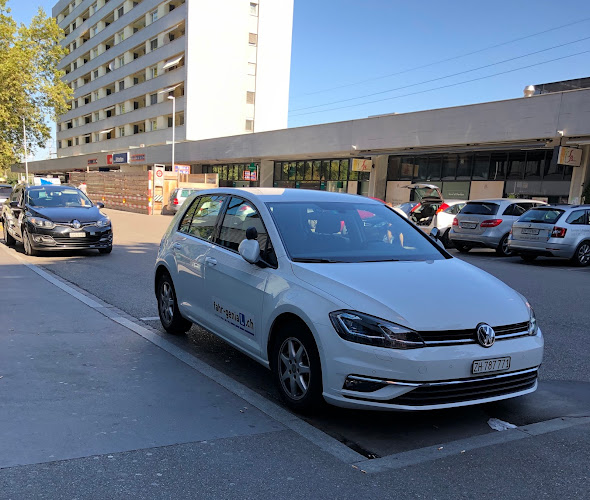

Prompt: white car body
[{"left": 155, "top": 188, "right": 543, "bottom": 411}]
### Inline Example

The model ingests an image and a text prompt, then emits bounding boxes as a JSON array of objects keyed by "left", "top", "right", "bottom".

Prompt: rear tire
[
  {"left": 3, "top": 220, "right": 15, "bottom": 246},
  {"left": 520, "top": 254, "right": 538, "bottom": 262},
  {"left": 270, "top": 322, "right": 324, "bottom": 414},
  {"left": 157, "top": 272, "right": 192, "bottom": 334},
  {"left": 571, "top": 241, "right": 590, "bottom": 267},
  {"left": 454, "top": 242, "right": 471, "bottom": 253},
  {"left": 496, "top": 233, "right": 513, "bottom": 257},
  {"left": 441, "top": 229, "right": 453, "bottom": 249}
]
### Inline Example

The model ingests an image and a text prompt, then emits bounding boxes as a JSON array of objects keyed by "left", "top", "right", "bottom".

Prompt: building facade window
[
  {"left": 150, "top": 93, "right": 157, "bottom": 105},
  {"left": 250, "top": 2, "right": 258, "bottom": 15},
  {"left": 119, "top": 127, "right": 125, "bottom": 137},
  {"left": 246, "top": 91, "right": 255, "bottom": 104},
  {"left": 273, "top": 159, "right": 369, "bottom": 192},
  {"left": 248, "top": 33, "right": 257, "bottom": 45},
  {"left": 201, "top": 163, "right": 260, "bottom": 188},
  {"left": 150, "top": 38, "right": 158, "bottom": 51},
  {"left": 245, "top": 119, "right": 254, "bottom": 131},
  {"left": 151, "top": 10, "right": 158, "bottom": 23}
]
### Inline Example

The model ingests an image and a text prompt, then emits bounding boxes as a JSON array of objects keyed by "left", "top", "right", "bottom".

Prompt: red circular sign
[{"left": 156, "top": 169, "right": 163, "bottom": 177}]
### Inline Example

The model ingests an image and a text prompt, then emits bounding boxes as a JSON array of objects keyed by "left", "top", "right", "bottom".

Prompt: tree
[{"left": 0, "top": 0, "right": 72, "bottom": 173}]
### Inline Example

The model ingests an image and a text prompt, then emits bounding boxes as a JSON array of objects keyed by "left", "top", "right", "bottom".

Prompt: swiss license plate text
[{"left": 472, "top": 357, "right": 511, "bottom": 374}]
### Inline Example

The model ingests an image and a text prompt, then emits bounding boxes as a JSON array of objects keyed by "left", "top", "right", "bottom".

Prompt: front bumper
[
  {"left": 507, "top": 239, "right": 576, "bottom": 259},
  {"left": 28, "top": 225, "right": 113, "bottom": 251},
  {"left": 319, "top": 324, "right": 544, "bottom": 411}
]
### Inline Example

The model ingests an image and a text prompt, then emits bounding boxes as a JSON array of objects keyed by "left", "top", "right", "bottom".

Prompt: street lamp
[
  {"left": 158, "top": 85, "right": 180, "bottom": 175},
  {"left": 23, "top": 117, "right": 29, "bottom": 182}
]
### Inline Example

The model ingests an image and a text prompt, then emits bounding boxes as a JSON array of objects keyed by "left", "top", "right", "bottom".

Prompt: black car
[{"left": 1, "top": 184, "right": 112, "bottom": 255}]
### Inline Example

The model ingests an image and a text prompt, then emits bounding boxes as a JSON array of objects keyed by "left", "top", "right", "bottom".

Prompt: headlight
[
  {"left": 526, "top": 302, "right": 538, "bottom": 336},
  {"left": 96, "top": 217, "right": 110, "bottom": 227},
  {"left": 329, "top": 310, "right": 425, "bottom": 349},
  {"left": 29, "top": 217, "right": 55, "bottom": 229}
]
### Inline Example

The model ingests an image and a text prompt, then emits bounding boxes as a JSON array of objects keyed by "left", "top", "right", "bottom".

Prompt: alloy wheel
[
  {"left": 501, "top": 237, "right": 512, "bottom": 256},
  {"left": 278, "top": 337, "right": 311, "bottom": 401},
  {"left": 578, "top": 243, "right": 590, "bottom": 266},
  {"left": 159, "top": 281, "right": 175, "bottom": 325}
]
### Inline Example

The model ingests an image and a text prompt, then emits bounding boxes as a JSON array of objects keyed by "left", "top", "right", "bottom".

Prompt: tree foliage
[{"left": 0, "top": 0, "right": 72, "bottom": 172}]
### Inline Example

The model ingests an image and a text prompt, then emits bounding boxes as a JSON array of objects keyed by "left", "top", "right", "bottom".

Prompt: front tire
[
  {"left": 571, "top": 241, "right": 590, "bottom": 267},
  {"left": 3, "top": 220, "right": 15, "bottom": 246},
  {"left": 98, "top": 246, "right": 112, "bottom": 254},
  {"left": 23, "top": 228, "right": 39, "bottom": 256},
  {"left": 454, "top": 242, "right": 471, "bottom": 253},
  {"left": 496, "top": 233, "right": 513, "bottom": 257},
  {"left": 271, "top": 322, "right": 323, "bottom": 413},
  {"left": 157, "top": 273, "right": 192, "bottom": 334}
]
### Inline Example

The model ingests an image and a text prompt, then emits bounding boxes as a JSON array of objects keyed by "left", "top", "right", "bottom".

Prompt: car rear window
[
  {"left": 180, "top": 189, "right": 195, "bottom": 197},
  {"left": 460, "top": 202, "right": 499, "bottom": 216},
  {"left": 518, "top": 208, "right": 564, "bottom": 224}
]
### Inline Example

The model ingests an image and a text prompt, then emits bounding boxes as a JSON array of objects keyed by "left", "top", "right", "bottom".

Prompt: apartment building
[{"left": 53, "top": 0, "right": 294, "bottom": 159}]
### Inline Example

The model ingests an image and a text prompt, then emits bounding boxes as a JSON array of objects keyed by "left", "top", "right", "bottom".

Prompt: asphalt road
[{"left": 2, "top": 209, "right": 589, "bottom": 459}]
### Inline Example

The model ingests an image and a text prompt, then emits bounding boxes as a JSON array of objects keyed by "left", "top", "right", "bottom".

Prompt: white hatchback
[{"left": 154, "top": 188, "right": 543, "bottom": 412}]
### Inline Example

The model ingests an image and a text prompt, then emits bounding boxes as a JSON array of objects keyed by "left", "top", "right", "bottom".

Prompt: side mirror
[
  {"left": 96, "top": 202, "right": 105, "bottom": 209},
  {"left": 238, "top": 226, "right": 261, "bottom": 264},
  {"left": 10, "top": 201, "right": 19, "bottom": 209},
  {"left": 429, "top": 227, "right": 440, "bottom": 240}
]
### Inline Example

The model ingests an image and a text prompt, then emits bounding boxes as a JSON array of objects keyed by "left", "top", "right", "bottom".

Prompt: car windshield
[
  {"left": 518, "top": 208, "right": 564, "bottom": 224},
  {"left": 460, "top": 202, "right": 499, "bottom": 215},
  {"left": 267, "top": 201, "right": 445, "bottom": 263},
  {"left": 26, "top": 187, "right": 93, "bottom": 208}
]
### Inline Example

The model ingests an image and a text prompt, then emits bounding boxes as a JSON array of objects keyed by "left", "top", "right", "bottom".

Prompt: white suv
[{"left": 154, "top": 189, "right": 543, "bottom": 412}]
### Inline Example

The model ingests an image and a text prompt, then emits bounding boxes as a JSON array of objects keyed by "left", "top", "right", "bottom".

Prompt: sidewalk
[{"left": 1, "top": 244, "right": 590, "bottom": 499}]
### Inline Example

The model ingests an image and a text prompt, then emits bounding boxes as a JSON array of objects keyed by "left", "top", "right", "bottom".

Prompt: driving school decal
[{"left": 213, "top": 298, "right": 255, "bottom": 336}]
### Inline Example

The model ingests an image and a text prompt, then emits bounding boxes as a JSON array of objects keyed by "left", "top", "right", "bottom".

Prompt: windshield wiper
[
  {"left": 364, "top": 258, "right": 400, "bottom": 262},
  {"left": 292, "top": 258, "right": 343, "bottom": 263}
]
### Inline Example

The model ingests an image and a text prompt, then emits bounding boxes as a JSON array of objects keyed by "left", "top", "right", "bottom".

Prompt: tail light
[
  {"left": 551, "top": 226, "right": 567, "bottom": 238},
  {"left": 435, "top": 203, "right": 449, "bottom": 214},
  {"left": 452, "top": 217, "right": 458, "bottom": 226},
  {"left": 480, "top": 219, "right": 503, "bottom": 227},
  {"left": 410, "top": 203, "right": 421, "bottom": 213},
  {"left": 173, "top": 198, "right": 179, "bottom": 205}
]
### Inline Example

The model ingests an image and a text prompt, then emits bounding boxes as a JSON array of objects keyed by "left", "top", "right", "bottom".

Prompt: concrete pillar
[
  {"left": 259, "top": 159, "right": 274, "bottom": 187},
  {"left": 368, "top": 155, "right": 388, "bottom": 200},
  {"left": 568, "top": 145, "right": 590, "bottom": 204}
]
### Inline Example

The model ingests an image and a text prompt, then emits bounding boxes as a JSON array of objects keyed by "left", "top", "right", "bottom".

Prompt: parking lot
[{"left": 2, "top": 207, "right": 588, "bottom": 463}]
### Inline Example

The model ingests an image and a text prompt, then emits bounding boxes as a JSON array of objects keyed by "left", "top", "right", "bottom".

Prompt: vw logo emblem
[
  {"left": 72, "top": 220, "right": 81, "bottom": 229},
  {"left": 476, "top": 323, "right": 495, "bottom": 348}
]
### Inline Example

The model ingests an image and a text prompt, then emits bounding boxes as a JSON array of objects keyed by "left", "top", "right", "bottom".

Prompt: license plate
[
  {"left": 472, "top": 357, "right": 511, "bottom": 374},
  {"left": 521, "top": 228, "right": 539, "bottom": 235},
  {"left": 461, "top": 222, "right": 477, "bottom": 229},
  {"left": 69, "top": 232, "right": 86, "bottom": 238}
]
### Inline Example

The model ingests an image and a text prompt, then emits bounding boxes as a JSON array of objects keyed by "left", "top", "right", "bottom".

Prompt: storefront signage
[
  {"left": 173, "top": 164, "right": 190, "bottom": 174},
  {"left": 87, "top": 158, "right": 98, "bottom": 165},
  {"left": 112, "top": 152, "right": 129, "bottom": 164},
  {"left": 130, "top": 154, "right": 146, "bottom": 163},
  {"left": 352, "top": 159, "right": 373, "bottom": 172},
  {"left": 106, "top": 154, "right": 113, "bottom": 165},
  {"left": 243, "top": 163, "right": 257, "bottom": 181},
  {"left": 557, "top": 147, "right": 582, "bottom": 167}
]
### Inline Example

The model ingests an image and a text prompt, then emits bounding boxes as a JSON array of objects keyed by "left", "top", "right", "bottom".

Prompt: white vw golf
[{"left": 154, "top": 188, "right": 543, "bottom": 412}]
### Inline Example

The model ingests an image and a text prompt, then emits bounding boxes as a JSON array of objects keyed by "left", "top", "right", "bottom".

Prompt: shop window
[
  {"left": 489, "top": 152, "right": 507, "bottom": 180},
  {"left": 524, "top": 150, "right": 545, "bottom": 179},
  {"left": 456, "top": 154, "right": 472, "bottom": 180},
  {"left": 472, "top": 153, "right": 490, "bottom": 180},
  {"left": 507, "top": 152, "right": 526, "bottom": 180},
  {"left": 441, "top": 155, "right": 457, "bottom": 180}
]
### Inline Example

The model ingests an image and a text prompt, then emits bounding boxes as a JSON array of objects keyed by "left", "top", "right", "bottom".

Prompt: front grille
[
  {"left": 53, "top": 234, "right": 110, "bottom": 247},
  {"left": 419, "top": 322, "right": 529, "bottom": 346},
  {"left": 391, "top": 369, "right": 537, "bottom": 406}
]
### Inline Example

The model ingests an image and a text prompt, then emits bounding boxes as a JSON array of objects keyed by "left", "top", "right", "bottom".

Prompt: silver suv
[
  {"left": 450, "top": 199, "right": 546, "bottom": 256},
  {"left": 508, "top": 205, "right": 590, "bottom": 266},
  {"left": 164, "top": 188, "right": 200, "bottom": 214}
]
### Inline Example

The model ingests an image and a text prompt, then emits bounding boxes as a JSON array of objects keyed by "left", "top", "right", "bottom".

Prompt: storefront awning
[{"left": 163, "top": 54, "right": 184, "bottom": 70}]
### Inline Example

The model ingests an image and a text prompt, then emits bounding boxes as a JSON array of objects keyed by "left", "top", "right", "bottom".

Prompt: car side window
[
  {"left": 178, "top": 197, "right": 201, "bottom": 234},
  {"left": 217, "top": 197, "right": 268, "bottom": 252},
  {"left": 502, "top": 204, "right": 514, "bottom": 216},
  {"left": 566, "top": 210, "right": 587, "bottom": 225},
  {"left": 187, "top": 195, "right": 226, "bottom": 241},
  {"left": 512, "top": 203, "right": 530, "bottom": 216}
]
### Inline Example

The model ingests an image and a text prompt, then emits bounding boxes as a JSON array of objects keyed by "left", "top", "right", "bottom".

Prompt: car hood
[
  {"left": 28, "top": 206, "right": 104, "bottom": 223},
  {"left": 291, "top": 258, "right": 528, "bottom": 331}
]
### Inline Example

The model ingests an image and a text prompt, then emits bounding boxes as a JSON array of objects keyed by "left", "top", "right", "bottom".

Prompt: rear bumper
[
  {"left": 449, "top": 229, "right": 502, "bottom": 249},
  {"left": 507, "top": 239, "right": 576, "bottom": 259}
]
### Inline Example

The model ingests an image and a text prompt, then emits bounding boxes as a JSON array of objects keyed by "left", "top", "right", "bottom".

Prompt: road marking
[
  {"left": 3, "top": 243, "right": 589, "bottom": 473},
  {"left": 140, "top": 316, "right": 160, "bottom": 321}
]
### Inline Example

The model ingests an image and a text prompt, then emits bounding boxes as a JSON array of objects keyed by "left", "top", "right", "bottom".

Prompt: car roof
[
  {"left": 465, "top": 198, "right": 546, "bottom": 204},
  {"left": 193, "top": 187, "right": 382, "bottom": 204}
]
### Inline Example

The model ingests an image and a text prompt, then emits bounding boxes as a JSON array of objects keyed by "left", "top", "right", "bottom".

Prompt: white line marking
[{"left": 140, "top": 316, "right": 160, "bottom": 321}]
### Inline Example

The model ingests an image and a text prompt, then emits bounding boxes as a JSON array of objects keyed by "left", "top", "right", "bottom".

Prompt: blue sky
[{"left": 9, "top": 0, "right": 590, "bottom": 157}]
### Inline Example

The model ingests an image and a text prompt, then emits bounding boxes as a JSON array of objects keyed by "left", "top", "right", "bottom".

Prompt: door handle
[
  {"left": 172, "top": 242, "right": 183, "bottom": 250},
  {"left": 205, "top": 257, "right": 217, "bottom": 266}
]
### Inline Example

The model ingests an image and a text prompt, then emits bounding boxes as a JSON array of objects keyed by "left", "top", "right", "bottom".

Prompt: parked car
[
  {"left": 0, "top": 184, "right": 12, "bottom": 206},
  {"left": 164, "top": 188, "right": 201, "bottom": 214},
  {"left": 508, "top": 205, "right": 590, "bottom": 266},
  {"left": 1, "top": 183, "right": 112, "bottom": 255},
  {"left": 433, "top": 200, "right": 467, "bottom": 247},
  {"left": 154, "top": 188, "right": 543, "bottom": 412},
  {"left": 449, "top": 198, "right": 547, "bottom": 256}
]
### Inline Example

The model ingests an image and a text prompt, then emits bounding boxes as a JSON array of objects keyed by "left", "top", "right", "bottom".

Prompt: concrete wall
[{"left": 254, "top": 0, "right": 293, "bottom": 133}]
